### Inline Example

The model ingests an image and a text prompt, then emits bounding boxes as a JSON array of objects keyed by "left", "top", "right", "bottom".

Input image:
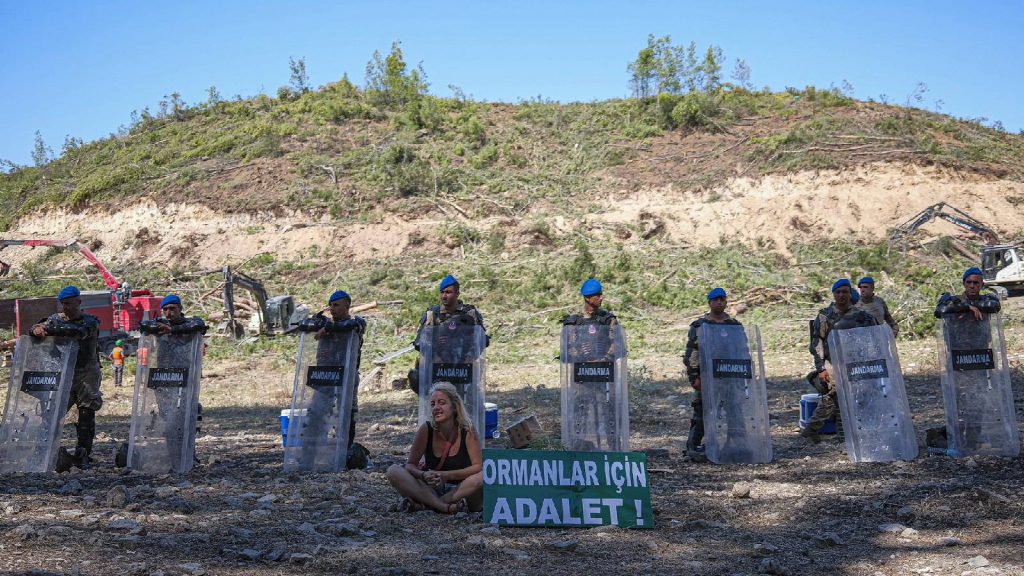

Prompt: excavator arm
[
  {"left": 0, "top": 239, "right": 123, "bottom": 289},
  {"left": 889, "top": 202, "right": 998, "bottom": 246}
]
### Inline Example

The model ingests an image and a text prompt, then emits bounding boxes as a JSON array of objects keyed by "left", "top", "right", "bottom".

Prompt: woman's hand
[{"left": 422, "top": 470, "right": 444, "bottom": 487}]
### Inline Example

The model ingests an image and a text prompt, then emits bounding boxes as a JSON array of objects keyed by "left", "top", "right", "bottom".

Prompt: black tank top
[{"left": 425, "top": 426, "right": 472, "bottom": 472}]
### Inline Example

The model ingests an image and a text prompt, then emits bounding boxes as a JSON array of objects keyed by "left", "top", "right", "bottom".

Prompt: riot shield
[
  {"left": 284, "top": 330, "right": 360, "bottom": 472},
  {"left": 126, "top": 332, "right": 203, "bottom": 473},
  {"left": 699, "top": 323, "right": 773, "bottom": 464},
  {"left": 828, "top": 325, "right": 917, "bottom": 462},
  {"left": 418, "top": 323, "right": 486, "bottom": 440},
  {"left": 938, "top": 312, "right": 1019, "bottom": 457},
  {"left": 0, "top": 336, "right": 78, "bottom": 473},
  {"left": 560, "top": 323, "right": 629, "bottom": 452}
]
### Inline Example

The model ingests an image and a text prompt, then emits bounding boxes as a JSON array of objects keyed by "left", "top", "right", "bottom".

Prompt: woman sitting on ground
[{"left": 386, "top": 382, "right": 483, "bottom": 513}]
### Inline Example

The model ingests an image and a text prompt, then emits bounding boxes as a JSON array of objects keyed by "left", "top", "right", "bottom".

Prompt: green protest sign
[{"left": 482, "top": 449, "right": 653, "bottom": 528}]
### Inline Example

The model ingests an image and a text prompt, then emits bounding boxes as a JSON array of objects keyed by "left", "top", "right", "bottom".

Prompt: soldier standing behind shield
[
  {"left": 562, "top": 278, "right": 622, "bottom": 450},
  {"left": 296, "top": 290, "right": 368, "bottom": 466},
  {"left": 407, "top": 274, "right": 489, "bottom": 393},
  {"left": 934, "top": 267, "right": 1000, "bottom": 320},
  {"left": 801, "top": 279, "right": 878, "bottom": 443},
  {"left": 31, "top": 285, "right": 102, "bottom": 471},
  {"left": 682, "top": 287, "right": 740, "bottom": 459}
]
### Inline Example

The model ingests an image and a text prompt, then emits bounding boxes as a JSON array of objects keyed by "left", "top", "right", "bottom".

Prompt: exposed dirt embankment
[{"left": 4, "top": 162, "right": 1023, "bottom": 274}]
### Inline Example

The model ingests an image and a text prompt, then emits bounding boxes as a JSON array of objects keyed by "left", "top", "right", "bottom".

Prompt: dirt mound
[{"left": 3, "top": 162, "right": 1022, "bottom": 274}]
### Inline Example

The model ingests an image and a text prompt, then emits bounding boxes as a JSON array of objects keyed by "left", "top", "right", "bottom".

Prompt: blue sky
[{"left": 2, "top": 1, "right": 1021, "bottom": 166}]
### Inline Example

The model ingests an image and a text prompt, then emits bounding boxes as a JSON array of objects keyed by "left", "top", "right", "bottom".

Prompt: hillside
[{"left": 2, "top": 70, "right": 1024, "bottom": 576}]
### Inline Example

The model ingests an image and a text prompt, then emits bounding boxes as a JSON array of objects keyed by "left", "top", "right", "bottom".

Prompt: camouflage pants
[
  {"left": 68, "top": 365, "right": 103, "bottom": 412},
  {"left": 687, "top": 390, "right": 704, "bottom": 449},
  {"left": 805, "top": 384, "right": 838, "bottom": 435}
]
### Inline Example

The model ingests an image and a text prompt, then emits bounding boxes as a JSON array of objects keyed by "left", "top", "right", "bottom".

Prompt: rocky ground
[{"left": 2, "top": 324, "right": 1022, "bottom": 576}]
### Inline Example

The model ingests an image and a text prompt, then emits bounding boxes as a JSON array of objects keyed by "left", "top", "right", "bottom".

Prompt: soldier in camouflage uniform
[
  {"left": 408, "top": 274, "right": 488, "bottom": 393},
  {"left": 855, "top": 276, "right": 899, "bottom": 336},
  {"left": 801, "top": 279, "right": 879, "bottom": 442},
  {"left": 682, "top": 287, "right": 741, "bottom": 457},
  {"left": 30, "top": 285, "right": 102, "bottom": 471},
  {"left": 562, "top": 278, "right": 622, "bottom": 450},
  {"left": 933, "top": 267, "right": 1001, "bottom": 320}
]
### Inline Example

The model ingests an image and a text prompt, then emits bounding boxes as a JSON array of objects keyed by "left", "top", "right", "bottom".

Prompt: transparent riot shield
[
  {"left": 0, "top": 336, "right": 79, "bottom": 473},
  {"left": 560, "top": 323, "right": 629, "bottom": 452},
  {"left": 418, "top": 323, "right": 486, "bottom": 440},
  {"left": 938, "top": 312, "right": 1019, "bottom": 457},
  {"left": 699, "top": 323, "right": 773, "bottom": 464},
  {"left": 284, "top": 330, "right": 360, "bottom": 472},
  {"left": 828, "top": 325, "right": 917, "bottom": 462},
  {"left": 127, "top": 332, "right": 203, "bottom": 473}
]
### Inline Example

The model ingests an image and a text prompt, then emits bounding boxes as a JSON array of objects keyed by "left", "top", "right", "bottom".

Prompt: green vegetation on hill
[{"left": 2, "top": 42, "right": 1023, "bottom": 231}]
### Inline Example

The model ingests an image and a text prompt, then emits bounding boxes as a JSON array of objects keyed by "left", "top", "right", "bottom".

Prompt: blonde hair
[{"left": 429, "top": 382, "right": 473, "bottom": 432}]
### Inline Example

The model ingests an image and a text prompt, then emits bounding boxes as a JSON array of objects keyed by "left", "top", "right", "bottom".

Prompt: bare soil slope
[{"left": 4, "top": 162, "right": 1023, "bottom": 273}]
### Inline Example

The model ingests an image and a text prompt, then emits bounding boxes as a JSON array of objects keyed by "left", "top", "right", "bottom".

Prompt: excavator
[{"left": 889, "top": 203, "right": 1023, "bottom": 293}]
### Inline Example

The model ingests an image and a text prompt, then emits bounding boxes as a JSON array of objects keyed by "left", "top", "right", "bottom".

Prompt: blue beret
[
  {"left": 851, "top": 288, "right": 860, "bottom": 303},
  {"left": 831, "top": 279, "right": 852, "bottom": 293},
  {"left": 857, "top": 277, "right": 875, "bottom": 286},
  {"left": 329, "top": 290, "right": 350, "bottom": 303},
  {"left": 160, "top": 294, "right": 182, "bottom": 308},
  {"left": 57, "top": 285, "right": 80, "bottom": 301},
  {"left": 580, "top": 278, "right": 603, "bottom": 297},
  {"left": 707, "top": 287, "right": 727, "bottom": 300},
  {"left": 439, "top": 274, "right": 458, "bottom": 291},
  {"left": 962, "top": 267, "right": 983, "bottom": 282}
]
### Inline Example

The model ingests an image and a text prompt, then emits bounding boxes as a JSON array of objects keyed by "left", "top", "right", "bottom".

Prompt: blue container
[
  {"left": 279, "top": 408, "right": 307, "bottom": 447},
  {"left": 799, "top": 394, "right": 837, "bottom": 434},
  {"left": 484, "top": 403, "right": 499, "bottom": 439}
]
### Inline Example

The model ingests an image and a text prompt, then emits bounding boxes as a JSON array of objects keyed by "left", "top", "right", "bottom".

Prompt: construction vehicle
[
  {"left": 0, "top": 238, "right": 161, "bottom": 336},
  {"left": 218, "top": 266, "right": 308, "bottom": 338},
  {"left": 889, "top": 203, "right": 1024, "bottom": 293}
]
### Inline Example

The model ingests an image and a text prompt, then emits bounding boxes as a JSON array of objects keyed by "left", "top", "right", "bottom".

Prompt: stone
[
  {"left": 59, "top": 479, "right": 83, "bottom": 495},
  {"left": 964, "top": 457, "right": 978, "bottom": 468},
  {"left": 731, "top": 482, "right": 752, "bottom": 499},
  {"left": 178, "top": 563, "right": 205, "bottom": 575},
  {"left": 222, "top": 496, "right": 245, "bottom": 509},
  {"left": 107, "top": 485, "right": 129, "bottom": 508},
  {"left": 249, "top": 509, "right": 271, "bottom": 518},
  {"left": 753, "top": 543, "right": 779, "bottom": 556},
  {"left": 258, "top": 493, "right": 281, "bottom": 503},
  {"left": 154, "top": 486, "right": 178, "bottom": 498},
  {"left": 239, "top": 549, "right": 261, "bottom": 561},
  {"left": 126, "top": 503, "right": 142, "bottom": 512},
  {"left": 82, "top": 495, "right": 97, "bottom": 507},
  {"left": 814, "top": 532, "right": 845, "bottom": 546},
  {"left": 878, "top": 523, "right": 906, "bottom": 534},
  {"left": 546, "top": 540, "right": 578, "bottom": 551},
  {"left": 60, "top": 509, "right": 86, "bottom": 517},
  {"left": 11, "top": 524, "right": 37, "bottom": 540},
  {"left": 289, "top": 553, "right": 313, "bottom": 565},
  {"left": 265, "top": 546, "right": 288, "bottom": 562},
  {"left": 900, "top": 527, "right": 919, "bottom": 538},
  {"left": 230, "top": 527, "right": 252, "bottom": 540},
  {"left": 109, "top": 518, "right": 141, "bottom": 531},
  {"left": 895, "top": 505, "right": 915, "bottom": 522},
  {"left": 967, "top": 556, "right": 990, "bottom": 568},
  {"left": 297, "top": 522, "right": 318, "bottom": 535},
  {"left": 318, "top": 522, "right": 359, "bottom": 537},
  {"left": 759, "top": 558, "right": 788, "bottom": 575},
  {"left": 503, "top": 548, "right": 530, "bottom": 561},
  {"left": 938, "top": 536, "right": 962, "bottom": 547},
  {"left": 480, "top": 526, "right": 501, "bottom": 536}
]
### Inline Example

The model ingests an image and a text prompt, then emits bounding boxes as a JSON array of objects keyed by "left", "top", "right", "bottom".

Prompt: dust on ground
[{"left": 1, "top": 300, "right": 1022, "bottom": 576}]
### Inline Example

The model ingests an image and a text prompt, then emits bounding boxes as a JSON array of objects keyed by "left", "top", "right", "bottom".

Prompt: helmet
[{"left": 115, "top": 339, "right": 124, "bottom": 346}]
